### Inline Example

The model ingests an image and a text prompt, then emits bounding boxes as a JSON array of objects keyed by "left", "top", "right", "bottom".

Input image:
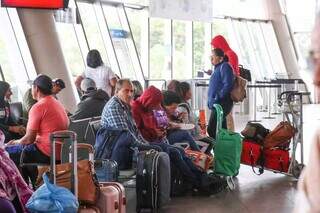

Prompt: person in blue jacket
[{"left": 207, "top": 48, "right": 235, "bottom": 138}]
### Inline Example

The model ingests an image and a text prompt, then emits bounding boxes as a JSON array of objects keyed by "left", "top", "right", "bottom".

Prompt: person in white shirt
[{"left": 75, "top": 49, "right": 117, "bottom": 97}]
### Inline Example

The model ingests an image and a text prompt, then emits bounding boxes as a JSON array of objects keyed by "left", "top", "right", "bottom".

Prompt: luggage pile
[{"left": 241, "top": 121, "right": 296, "bottom": 175}]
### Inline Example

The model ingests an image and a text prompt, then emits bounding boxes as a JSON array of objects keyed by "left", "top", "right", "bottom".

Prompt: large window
[
  {"left": 193, "top": 22, "right": 211, "bottom": 77},
  {"left": 172, "top": 20, "right": 192, "bottom": 79},
  {"left": 149, "top": 18, "right": 171, "bottom": 80},
  {"left": 0, "top": 8, "right": 35, "bottom": 102}
]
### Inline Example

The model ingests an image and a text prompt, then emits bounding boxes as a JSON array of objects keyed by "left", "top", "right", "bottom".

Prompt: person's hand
[
  {"left": 6, "top": 139, "right": 20, "bottom": 146},
  {"left": 204, "top": 69, "right": 212, "bottom": 75},
  {"left": 154, "top": 128, "right": 166, "bottom": 138},
  {"left": 177, "top": 111, "right": 187, "bottom": 120},
  {"left": 9, "top": 126, "right": 26, "bottom": 135},
  {"left": 169, "top": 122, "right": 181, "bottom": 129}
]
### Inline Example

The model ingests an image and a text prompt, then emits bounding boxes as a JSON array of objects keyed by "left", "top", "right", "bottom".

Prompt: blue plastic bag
[{"left": 26, "top": 173, "right": 79, "bottom": 213}]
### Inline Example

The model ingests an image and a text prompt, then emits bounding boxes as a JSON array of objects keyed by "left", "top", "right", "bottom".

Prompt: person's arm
[
  {"left": 218, "top": 63, "right": 234, "bottom": 99},
  {"left": 131, "top": 107, "right": 159, "bottom": 141},
  {"left": 207, "top": 75, "right": 218, "bottom": 110},
  {"left": 75, "top": 75, "right": 84, "bottom": 89}
]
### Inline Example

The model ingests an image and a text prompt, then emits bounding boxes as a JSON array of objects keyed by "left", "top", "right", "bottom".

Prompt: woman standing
[
  {"left": 75, "top": 49, "right": 117, "bottom": 97},
  {"left": 207, "top": 48, "right": 234, "bottom": 139}
]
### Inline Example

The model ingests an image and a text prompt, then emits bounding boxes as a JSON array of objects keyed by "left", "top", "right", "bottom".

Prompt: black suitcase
[{"left": 136, "top": 150, "right": 170, "bottom": 212}]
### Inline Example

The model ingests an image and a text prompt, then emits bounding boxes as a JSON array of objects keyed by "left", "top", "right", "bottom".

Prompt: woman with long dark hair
[
  {"left": 75, "top": 49, "right": 117, "bottom": 97},
  {"left": 0, "top": 81, "right": 25, "bottom": 143},
  {"left": 207, "top": 48, "right": 234, "bottom": 139}
]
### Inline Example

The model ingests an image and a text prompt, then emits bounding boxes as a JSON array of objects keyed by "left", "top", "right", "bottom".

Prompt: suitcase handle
[{"left": 50, "top": 130, "right": 78, "bottom": 198}]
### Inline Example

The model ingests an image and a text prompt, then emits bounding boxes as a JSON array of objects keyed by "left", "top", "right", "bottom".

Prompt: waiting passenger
[
  {"left": 5, "top": 75, "right": 69, "bottom": 184},
  {"left": 161, "top": 90, "right": 200, "bottom": 151},
  {"left": 0, "top": 129, "right": 33, "bottom": 213},
  {"left": 167, "top": 79, "right": 181, "bottom": 92},
  {"left": 75, "top": 49, "right": 117, "bottom": 97},
  {"left": 51, "top": 78, "right": 66, "bottom": 98},
  {"left": 102, "top": 80, "right": 223, "bottom": 194},
  {"left": 174, "top": 81, "right": 193, "bottom": 124},
  {"left": 100, "top": 79, "right": 161, "bottom": 169},
  {"left": 70, "top": 78, "right": 109, "bottom": 121},
  {"left": 22, "top": 81, "right": 37, "bottom": 117},
  {"left": 132, "top": 80, "right": 143, "bottom": 100},
  {"left": 211, "top": 35, "right": 239, "bottom": 131},
  {"left": 0, "top": 81, "right": 26, "bottom": 143},
  {"left": 207, "top": 48, "right": 234, "bottom": 139}
]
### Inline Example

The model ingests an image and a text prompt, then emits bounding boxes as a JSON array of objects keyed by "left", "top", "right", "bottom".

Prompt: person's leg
[
  {"left": 226, "top": 112, "right": 235, "bottom": 131},
  {"left": 110, "top": 135, "right": 133, "bottom": 170},
  {"left": 167, "top": 130, "right": 200, "bottom": 151},
  {"left": 207, "top": 110, "right": 217, "bottom": 139},
  {"left": 0, "top": 198, "right": 16, "bottom": 213}
]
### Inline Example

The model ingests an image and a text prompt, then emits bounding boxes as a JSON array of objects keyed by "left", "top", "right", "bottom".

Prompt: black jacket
[{"left": 70, "top": 89, "right": 109, "bottom": 121}]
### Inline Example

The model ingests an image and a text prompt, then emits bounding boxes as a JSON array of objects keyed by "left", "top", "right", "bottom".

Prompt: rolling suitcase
[
  {"left": 97, "top": 182, "right": 126, "bottom": 213},
  {"left": 136, "top": 150, "right": 171, "bottom": 212},
  {"left": 50, "top": 130, "right": 100, "bottom": 213}
]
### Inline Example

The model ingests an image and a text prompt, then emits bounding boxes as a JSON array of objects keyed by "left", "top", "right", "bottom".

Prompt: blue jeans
[
  {"left": 167, "top": 129, "right": 200, "bottom": 151},
  {"left": 110, "top": 132, "right": 162, "bottom": 170},
  {"left": 150, "top": 142, "right": 203, "bottom": 187}
]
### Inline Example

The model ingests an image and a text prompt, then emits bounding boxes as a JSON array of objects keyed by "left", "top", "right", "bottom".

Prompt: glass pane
[
  {"left": 77, "top": 2, "right": 109, "bottom": 66},
  {"left": 102, "top": 4, "right": 145, "bottom": 82},
  {"left": 193, "top": 22, "right": 211, "bottom": 77},
  {"left": 55, "top": 0, "right": 88, "bottom": 78},
  {"left": 0, "top": 8, "right": 33, "bottom": 102},
  {"left": 56, "top": 23, "right": 86, "bottom": 77},
  {"left": 149, "top": 18, "right": 171, "bottom": 80},
  {"left": 260, "top": 22, "right": 287, "bottom": 76},
  {"left": 211, "top": 19, "right": 229, "bottom": 41},
  {"left": 247, "top": 22, "right": 274, "bottom": 79},
  {"left": 172, "top": 20, "right": 192, "bottom": 80},
  {"left": 126, "top": 7, "right": 149, "bottom": 77}
]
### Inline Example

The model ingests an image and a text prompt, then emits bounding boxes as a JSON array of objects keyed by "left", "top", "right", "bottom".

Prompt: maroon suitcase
[{"left": 96, "top": 182, "right": 126, "bottom": 213}]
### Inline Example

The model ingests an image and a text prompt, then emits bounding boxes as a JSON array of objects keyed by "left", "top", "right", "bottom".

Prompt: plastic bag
[{"left": 26, "top": 173, "right": 79, "bottom": 213}]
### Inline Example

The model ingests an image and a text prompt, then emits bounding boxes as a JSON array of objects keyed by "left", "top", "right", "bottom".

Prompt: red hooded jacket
[
  {"left": 131, "top": 86, "right": 164, "bottom": 142},
  {"left": 211, "top": 35, "right": 240, "bottom": 76}
]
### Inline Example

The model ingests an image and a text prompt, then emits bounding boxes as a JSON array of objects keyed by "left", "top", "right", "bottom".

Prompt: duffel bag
[
  {"left": 264, "top": 148, "right": 290, "bottom": 172},
  {"left": 241, "top": 122, "right": 270, "bottom": 143},
  {"left": 264, "top": 121, "right": 295, "bottom": 148}
]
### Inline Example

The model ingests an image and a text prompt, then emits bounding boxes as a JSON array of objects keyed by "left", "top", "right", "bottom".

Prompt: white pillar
[
  {"left": 17, "top": 9, "right": 78, "bottom": 113},
  {"left": 264, "top": 0, "right": 300, "bottom": 79}
]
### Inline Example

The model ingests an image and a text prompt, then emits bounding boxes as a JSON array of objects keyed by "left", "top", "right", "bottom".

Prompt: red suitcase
[
  {"left": 241, "top": 140, "right": 262, "bottom": 166},
  {"left": 97, "top": 182, "right": 126, "bottom": 213},
  {"left": 264, "top": 148, "right": 289, "bottom": 172}
]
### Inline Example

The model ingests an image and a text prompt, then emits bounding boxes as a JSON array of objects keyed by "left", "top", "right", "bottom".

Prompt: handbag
[
  {"left": 213, "top": 104, "right": 242, "bottom": 176},
  {"left": 185, "top": 149, "right": 213, "bottom": 171},
  {"left": 230, "top": 75, "right": 247, "bottom": 103},
  {"left": 36, "top": 159, "right": 99, "bottom": 205},
  {"left": 27, "top": 173, "right": 79, "bottom": 213},
  {"left": 264, "top": 121, "right": 296, "bottom": 148}
]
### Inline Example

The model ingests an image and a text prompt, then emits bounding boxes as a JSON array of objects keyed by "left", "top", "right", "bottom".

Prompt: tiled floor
[{"left": 126, "top": 104, "right": 320, "bottom": 213}]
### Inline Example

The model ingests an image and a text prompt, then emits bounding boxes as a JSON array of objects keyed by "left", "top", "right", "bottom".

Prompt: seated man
[
  {"left": 131, "top": 86, "right": 223, "bottom": 194},
  {"left": 100, "top": 79, "right": 160, "bottom": 169},
  {"left": 6, "top": 75, "right": 69, "bottom": 183},
  {"left": 70, "top": 78, "right": 109, "bottom": 120},
  {"left": 52, "top": 78, "right": 66, "bottom": 98}
]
